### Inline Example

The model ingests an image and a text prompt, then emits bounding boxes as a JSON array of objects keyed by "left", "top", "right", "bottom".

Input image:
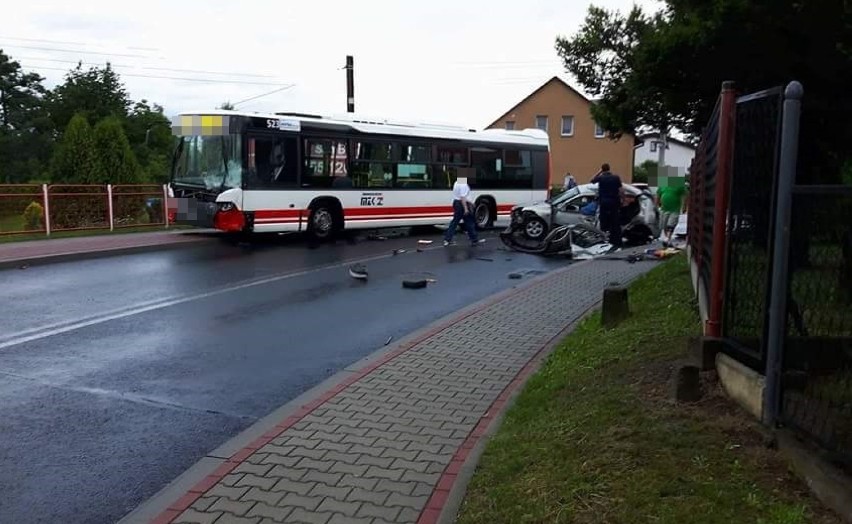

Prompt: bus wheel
[
  {"left": 474, "top": 198, "right": 495, "bottom": 230},
  {"left": 307, "top": 203, "right": 338, "bottom": 241}
]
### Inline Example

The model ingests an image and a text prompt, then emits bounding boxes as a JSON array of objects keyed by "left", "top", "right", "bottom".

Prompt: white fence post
[
  {"left": 163, "top": 184, "right": 169, "bottom": 229},
  {"left": 107, "top": 184, "right": 114, "bottom": 231},
  {"left": 42, "top": 184, "right": 51, "bottom": 237}
]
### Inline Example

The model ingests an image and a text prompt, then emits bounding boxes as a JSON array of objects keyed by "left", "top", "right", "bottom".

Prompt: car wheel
[{"left": 523, "top": 216, "right": 548, "bottom": 240}]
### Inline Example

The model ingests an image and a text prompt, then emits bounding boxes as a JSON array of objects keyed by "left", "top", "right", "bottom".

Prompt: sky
[{"left": 3, "top": 0, "right": 663, "bottom": 130}]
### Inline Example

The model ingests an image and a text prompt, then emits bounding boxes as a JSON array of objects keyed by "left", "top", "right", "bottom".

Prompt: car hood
[{"left": 515, "top": 201, "right": 552, "bottom": 213}]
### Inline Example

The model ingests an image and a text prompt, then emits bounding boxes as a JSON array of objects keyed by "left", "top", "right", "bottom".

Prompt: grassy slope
[{"left": 457, "top": 256, "right": 839, "bottom": 524}]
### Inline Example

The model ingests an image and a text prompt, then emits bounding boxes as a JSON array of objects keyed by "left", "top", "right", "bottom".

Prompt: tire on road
[
  {"left": 307, "top": 199, "right": 342, "bottom": 242},
  {"left": 402, "top": 279, "right": 428, "bottom": 289}
]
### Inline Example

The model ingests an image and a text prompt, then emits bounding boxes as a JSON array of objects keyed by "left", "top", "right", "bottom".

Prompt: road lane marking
[
  {"left": 0, "top": 370, "right": 255, "bottom": 420},
  {"left": 0, "top": 246, "right": 446, "bottom": 351}
]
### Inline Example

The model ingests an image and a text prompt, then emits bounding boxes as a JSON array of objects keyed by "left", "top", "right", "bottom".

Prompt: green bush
[
  {"left": 134, "top": 206, "right": 150, "bottom": 225},
  {"left": 93, "top": 117, "right": 142, "bottom": 184},
  {"left": 51, "top": 113, "right": 97, "bottom": 183},
  {"left": 22, "top": 201, "right": 44, "bottom": 230}
]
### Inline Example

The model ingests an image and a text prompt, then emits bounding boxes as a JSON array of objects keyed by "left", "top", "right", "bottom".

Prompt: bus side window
[
  {"left": 471, "top": 147, "right": 502, "bottom": 188},
  {"left": 504, "top": 150, "right": 533, "bottom": 189},
  {"left": 248, "top": 136, "right": 298, "bottom": 188},
  {"left": 303, "top": 139, "right": 342, "bottom": 188}
]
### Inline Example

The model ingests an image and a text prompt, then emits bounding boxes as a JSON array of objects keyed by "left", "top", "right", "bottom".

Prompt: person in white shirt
[{"left": 443, "top": 177, "right": 483, "bottom": 246}]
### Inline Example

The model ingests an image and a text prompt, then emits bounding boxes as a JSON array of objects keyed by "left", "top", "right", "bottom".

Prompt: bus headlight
[{"left": 218, "top": 202, "right": 236, "bottom": 212}]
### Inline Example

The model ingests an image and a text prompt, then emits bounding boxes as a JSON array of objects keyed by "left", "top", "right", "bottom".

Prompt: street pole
[
  {"left": 763, "top": 80, "right": 804, "bottom": 426},
  {"left": 346, "top": 55, "right": 355, "bottom": 113}
]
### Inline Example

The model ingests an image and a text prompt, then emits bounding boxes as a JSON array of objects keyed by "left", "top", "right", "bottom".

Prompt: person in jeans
[
  {"left": 592, "top": 163, "right": 624, "bottom": 249},
  {"left": 656, "top": 177, "right": 687, "bottom": 246},
  {"left": 443, "top": 177, "right": 484, "bottom": 246}
]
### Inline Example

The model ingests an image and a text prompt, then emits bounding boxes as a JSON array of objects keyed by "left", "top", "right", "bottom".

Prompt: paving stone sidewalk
[
  {"left": 152, "top": 257, "right": 658, "bottom": 524},
  {"left": 0, "top": 229, "right": 212, "bottom": 266}
]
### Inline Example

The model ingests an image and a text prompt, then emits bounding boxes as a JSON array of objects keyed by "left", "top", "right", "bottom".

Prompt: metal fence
[
  {"left": 721, "top": 87, "right": 784, "bottom": 369},
  {"left": 778, "top": 187, "right": 852, "bottom": 470},
  {"left": 0, "top": 184, "right": 169, "bottom": 236},
  {"left": 687, "top": 94, "right": 720, "bottom": 311},
  {"left": 687, "top": 82, "right": 735, "bottom": 337},
  {"left": 688, "top": 80, "right": 852, "bottom": 468}
]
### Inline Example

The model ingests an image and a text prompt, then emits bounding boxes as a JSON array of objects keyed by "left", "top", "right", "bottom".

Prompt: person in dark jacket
[{"left": 592, "top": 163, "right": 624, "bottom": 249}]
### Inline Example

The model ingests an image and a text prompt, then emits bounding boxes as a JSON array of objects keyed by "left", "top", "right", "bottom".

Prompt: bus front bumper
[{"left": 167, "top": 198, "right": 218, "bottom": 229}]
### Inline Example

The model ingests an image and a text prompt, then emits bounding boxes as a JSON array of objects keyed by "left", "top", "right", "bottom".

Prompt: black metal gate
[{"left": 721, "top": 87, "right": 784, "bottom": 369}]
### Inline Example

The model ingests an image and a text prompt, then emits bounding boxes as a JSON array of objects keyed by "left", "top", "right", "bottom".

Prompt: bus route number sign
[
  {"left": 360, "top": 193, "right": 384, "bottom": 206},
  {"left": 266, "top": 118, "right": 301, "bottom": 132}
]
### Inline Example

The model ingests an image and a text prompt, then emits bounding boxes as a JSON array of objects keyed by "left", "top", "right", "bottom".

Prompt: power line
[
  {"left": 232, "top": 85, "right": 297, "bottom": 107},
  {"left": 453, "top": 59, "right": 560, "bottom": 65},
  {"left": 1, "top": 43, "right": 156, "bottom": 59},
  {"left": 17, "top": 56, "right": 279, "bottom": 79},
  {"left": 16, "top": 56, "right": 136, "bottom": 69},
  {"left": 21, "top": 64, "right": 292, "bottom": 86},
  {"left": 459, "top": 63, "right": 562, "bottom": 70},
  {"left": 139, "top": 65, "right": 275, "bottom": 79},
  {"left": 0, "top": 35, "right": 160, "bottom": 53}
]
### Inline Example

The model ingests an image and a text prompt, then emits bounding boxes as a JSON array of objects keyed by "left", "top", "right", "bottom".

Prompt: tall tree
[
  {"left": 555, "top": 6, "right": 660, "bottom": 139},
  {"left": 92, "top": 116, "right": 142, "bottom": 184},
  {"left": 556, "top": 0, "right": 852, "bottom": 182},
  {"left": 51, "top": 113, "right": 97, "bottom": 183},
  {"left": 633, "top": 160, "right": 659, "bottom": 184},
  {"left": 48, "top": 62, "right": 130, "bottom": 132},
  {"left": 125, "top": 99, "right": 173, "bottom": 182},
  {"left": 0, "top": 50, "right": 53, "bottom": 183}
]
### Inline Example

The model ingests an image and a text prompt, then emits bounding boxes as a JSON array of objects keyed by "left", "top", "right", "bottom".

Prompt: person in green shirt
[{"left": 656, "top": 178, "right": 687, "bottom": 246}]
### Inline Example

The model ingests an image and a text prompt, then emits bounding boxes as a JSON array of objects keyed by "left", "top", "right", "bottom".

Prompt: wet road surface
[{"left": 0, "top": 228, "right": 569, "bottom": 524}]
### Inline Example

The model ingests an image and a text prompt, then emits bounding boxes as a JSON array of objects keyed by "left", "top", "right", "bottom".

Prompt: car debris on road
[{"left": 349, "top": 264, "right": 369, "bottom": 280}]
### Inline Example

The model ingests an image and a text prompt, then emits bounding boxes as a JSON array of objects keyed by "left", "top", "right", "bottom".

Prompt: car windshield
[
  {"left": 172, "top": 135, "right": 242, "bottom": 191},
  {"left": 551, "top": 186, "right": 581, "bottom": 205}
]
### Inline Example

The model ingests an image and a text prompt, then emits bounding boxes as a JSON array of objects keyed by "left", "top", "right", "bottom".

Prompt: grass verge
[{"left": 456, "top": 255, "right": 840, "bottom": 524}]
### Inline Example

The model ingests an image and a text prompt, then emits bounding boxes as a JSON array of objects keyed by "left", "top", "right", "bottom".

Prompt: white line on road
[{"left": 0, "top": 246, "right": 442, "bottom": 351}]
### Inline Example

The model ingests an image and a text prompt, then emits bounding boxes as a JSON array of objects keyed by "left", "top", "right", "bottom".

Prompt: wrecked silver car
[
  {"left": 500, "top": 221, "right": 615, "bottom": 258},
  {"left": 508, "top": 183, "right": 660, "bottom": 246}
]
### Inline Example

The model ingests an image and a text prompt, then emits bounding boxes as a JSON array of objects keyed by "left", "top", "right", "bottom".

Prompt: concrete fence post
[
  {"left": 163, "top": 184, "right": 169, "bottom": 229},
  {"left": 763, "top": 80, "right": 804, "bottom": 426},
  {"left": 41, "top": 184, "right": 51, "bottom": 237},
  {"left": 107, "top": 184, "right": 115, "bottom": 231}
]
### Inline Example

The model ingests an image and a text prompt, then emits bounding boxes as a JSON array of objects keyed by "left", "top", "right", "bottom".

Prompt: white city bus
[{"left": 167, "top": 110, "right": 551, "bottom": 240}]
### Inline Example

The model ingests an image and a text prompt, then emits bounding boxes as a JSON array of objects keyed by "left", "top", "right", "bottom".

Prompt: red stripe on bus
[
  {"left": 254, "top": 210, "right": 304, "bottom": 219},
  {"left": 345, "top": 206, "right": 452, "bottom": 217},
  {"left": 346, "top": 215, "right": 450, "bottom": 221},
  {"left": 252, "top": 202, "right": 516, "bottom": 221}
]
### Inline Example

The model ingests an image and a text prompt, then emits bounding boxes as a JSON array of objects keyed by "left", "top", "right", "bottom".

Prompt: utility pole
[
  {"left": 345, "top": 55, "right": 355, "bottom": 113},
  {"left": 657, "top": 126, "right": 667, "bottom": 169}
]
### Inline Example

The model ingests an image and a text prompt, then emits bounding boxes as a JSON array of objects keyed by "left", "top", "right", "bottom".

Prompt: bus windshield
[{"left": 172, "top": 135, "right": 242, "bottom": 191}]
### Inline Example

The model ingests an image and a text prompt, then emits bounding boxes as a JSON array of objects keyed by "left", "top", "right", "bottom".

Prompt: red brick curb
[
  {"left": 151, "top": 258, "right": 594, "bottom": 524},
  {"left": 415, "top": 307, "right": 579, "bottom": 524}
]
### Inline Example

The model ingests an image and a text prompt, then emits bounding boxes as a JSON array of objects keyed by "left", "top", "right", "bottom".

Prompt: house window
[
  {"left": 594, "top": 123, "right": 605, "bottom": 138},
  {"left": 560, "top": 116, "right": 574, "bottom": 136},
  {"left": 505, "top": 121, "right": 515, "bottom": 130},
  {"left": 535, "top": 115, "right": 548, "bottom": 131},
  {"left": 650, "top": 142, "right": 658, "bottom": 152}
]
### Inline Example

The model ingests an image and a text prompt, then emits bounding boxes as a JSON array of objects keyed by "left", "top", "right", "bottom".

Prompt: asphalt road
[{"left": 0, "top": 227, "right": 569, "bottom": 524}]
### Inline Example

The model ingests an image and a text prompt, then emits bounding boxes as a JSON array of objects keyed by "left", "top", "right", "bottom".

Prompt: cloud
[{"left": 5, "top": 0, "right": 663, "bottom": 129}]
